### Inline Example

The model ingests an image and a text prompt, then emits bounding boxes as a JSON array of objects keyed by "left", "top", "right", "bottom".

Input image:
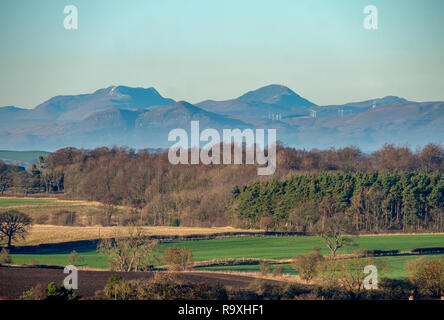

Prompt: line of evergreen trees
[{"left": 231, "top": 172, "right": 444, "bottom": 232}]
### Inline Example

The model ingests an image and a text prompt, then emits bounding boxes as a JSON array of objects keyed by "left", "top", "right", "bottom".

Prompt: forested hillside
[
  {"left": 1, "top": 143, "right": 443, "bottom": 231},
  {"left": 231, "top": 172, "right": 444, "bottom": 232}
]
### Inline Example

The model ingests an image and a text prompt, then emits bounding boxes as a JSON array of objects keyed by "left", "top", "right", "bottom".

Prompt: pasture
[
  {"left": 8, "top": 233, "right": 444, "bottom": 278},
  {"left": 0, "top": 197, "right": 64, "bottom": 207}
]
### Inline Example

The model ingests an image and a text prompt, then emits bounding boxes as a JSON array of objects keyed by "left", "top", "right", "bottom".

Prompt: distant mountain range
[
  {"left": 1, "top": 84, "right": 443, "bottom": 151},
  {"left": 0, "top": 150, "right": 50, "bottom": 168}
]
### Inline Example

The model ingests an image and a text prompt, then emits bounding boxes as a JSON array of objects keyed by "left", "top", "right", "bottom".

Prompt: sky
[{"left": 0, "top": 0, "right": 443, "bottom": 108}]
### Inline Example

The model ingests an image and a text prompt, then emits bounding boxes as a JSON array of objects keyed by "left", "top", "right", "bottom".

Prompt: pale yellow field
[{"left": 15, "top": 225, "right": 261, "bottom": 245}]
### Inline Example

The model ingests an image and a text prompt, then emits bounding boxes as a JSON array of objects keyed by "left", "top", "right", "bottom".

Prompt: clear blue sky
[{"left": 1, "top": 0, "right": 443, "bottom": 108}]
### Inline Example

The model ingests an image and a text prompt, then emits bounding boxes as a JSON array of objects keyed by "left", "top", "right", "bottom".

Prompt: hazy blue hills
[
  {"left": 0, "top": 84, "right": 443, "bottom": 151},
  {"left": 0, "top": 86, "right": 175, "bottom": 127},
  {"left": 196, "top": 84, "right": 316, "bottom": 117},
  {"left": 0, "top": 150, "right": 50, "bottom": 168},
  {"left": 289, "top": 101, "right": 444, "bottom": 151}
]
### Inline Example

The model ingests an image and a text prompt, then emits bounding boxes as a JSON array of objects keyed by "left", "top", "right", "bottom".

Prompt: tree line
[
  {"left": 231, "top": 171, "right": 444, "bottom": 232},
  {"left": 1, "top": 143, "right": 443, "bottom": 229}
]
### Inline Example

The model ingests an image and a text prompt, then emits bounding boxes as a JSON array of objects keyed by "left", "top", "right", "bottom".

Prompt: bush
[
  {"left": 247, "top": 279, "right": 309, "bottom": 300},
  {"left": 67, "top": 250, "right": 84, "bottom": 266},
  {"left": 273, "top": 265, "right": 285, "bottom": 276},
  {"left": 19, "top": 283, "right": 47, "bottom": 300},
  {"left": 0, "top": 248, "right": 11, "bottom": 264},
  {"left": 50, "top": 210, "right": 77, "bottom": 226},
  {"left": 259, "top": 261, "right": 272, "bottom": 275},
  {"left": 103, "top": 274, "right": 131, "bottom": 300},
  {"left": 19, "top": 282, "right": 79, "bottom": 300},
  {"left": 101, "top": 273, "right": 228, "bottom": 300},
  {"left": 320, "top": 257, "right": 388, "bottom": 294},
  {"left": 378, "top": 278, "right": 413, "bottom": 300},
  {"left": 162, "top": 247, "right": 193, "bottom": 271},
  {"left": 407, "top": 257, "right": 444, "bottom": 299},
  {"left": 292, "top": 247, "right": 324, "bottom": 281}
]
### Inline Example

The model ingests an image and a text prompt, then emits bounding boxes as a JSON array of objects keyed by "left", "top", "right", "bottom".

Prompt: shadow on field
[
  {"left": 9, "top": 240, "right": 99, "bottom": 254},
  {"left": 8, "top": 231, "right": 305, "bottom": 255}
]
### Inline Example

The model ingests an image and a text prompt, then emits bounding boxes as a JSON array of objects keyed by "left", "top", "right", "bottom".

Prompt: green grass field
[
  {"left": 0, "top": 198, "right": 62, "bottom": 207},
  {"left": 196, "top": 255, "right": 444, "bottom": 279},
  {"left": 9, "top": 234, "right": 444, "bottom": 277}
]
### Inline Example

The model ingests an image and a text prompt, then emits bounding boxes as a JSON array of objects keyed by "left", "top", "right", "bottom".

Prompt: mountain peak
[
  {"left": 30, "top": 85, "right": 175, "bottom": 121},
  {"left": 237, "top": 84, "right": 316, "bottom": 107},
  {"left": 96, "top": 85, "right": 162, "bottom": 98},
  {"left": 238, "top": 84, "right": 295, "bottom": 102}
]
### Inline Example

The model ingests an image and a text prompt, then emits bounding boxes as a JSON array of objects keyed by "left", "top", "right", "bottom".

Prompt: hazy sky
[{"left": 1, "top": 0, "right": 443, "bottom": 108}]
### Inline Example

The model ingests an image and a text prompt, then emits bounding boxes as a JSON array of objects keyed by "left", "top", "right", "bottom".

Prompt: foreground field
[
  {"left": 0, "top": 267, "right": 276, "bottom": 299},
  {"left": 197, "top": 255, "right": 444, "bottom": 279},
  {"left": 9, "top": 233, "right": 444, "bottom": 278}
]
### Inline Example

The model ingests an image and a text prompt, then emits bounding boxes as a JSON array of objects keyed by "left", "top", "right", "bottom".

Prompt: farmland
[
  {"left": 8, "top": 232, "right": 444, "bottom": 278},
  {"left": 0, "top": 197, "right": 68, "bottom": 207},
  {"left": 1, "top": 196, "right": 443, "bottom": 299}
]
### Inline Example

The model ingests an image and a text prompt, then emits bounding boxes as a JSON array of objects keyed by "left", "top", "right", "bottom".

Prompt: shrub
[
  {"left": 50, "top": 210, "right": 77, "bottom": 226},
  {"left": 292, "top": 247, "right": 324, "bottom": 281},
  {"left": 103, "top": 274, "right": 131, "bottom": 300},
  {"left": 259, "top": 261, "right": 272, "bottom": 275},
  {"left": 162, "top": 247, "right": 193, "bottom": 271},
  {"left": 378, "top": 278, "right": 413, "bottom": 300},
  {"left": 0, "top": 248, "right": 11, "bottom": 264},
  {"left": 102, "top": 273, "right": 228, "bottom": 300},
  {"left": 46, "top": 282, "right": 79, "bottom": 300},
  {"left": 19, "top": 283, "right": 47, "bottom": 300},
  {"left": 273, "top": 265, "right": 285, "bottom": 276},
  {"left": 67, "top": 250, "right": 84, "bottom": 266},
  {"left": 247, "top": 279, "right": 309, "bottom": 299},
  {"left": 407, "top": 257, "right": 444, "bottom": 299},
  {"left": 19, "top": 282, "right": 79, "bottom": 300},
  {"left": 320, "top": 257, "right": 388, "bottom": 294}
]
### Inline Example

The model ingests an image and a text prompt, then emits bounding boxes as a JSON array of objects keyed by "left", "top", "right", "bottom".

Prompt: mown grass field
[
  {"left": 0, "top": 198, "right": 63, "bottom": 207},
  {"left": 9, "top": 234, "right": 444, "bottom": 278},
  {"left": 0, "top": 197, "right": 115, "bottom": 226},
  {"left": 0, "top": 197, "right": 97, "bottom": 208}
]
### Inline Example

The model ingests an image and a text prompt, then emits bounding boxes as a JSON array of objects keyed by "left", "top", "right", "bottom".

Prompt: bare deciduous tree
[
  {"left": 97, "top": 227, "right": 159, "bottom": 272},
  {"left": 0, "top": 210, "right": 32, "bottom": 248},
  {"left": 316, "top": 213, "right": 357, "bottom": 257}
]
